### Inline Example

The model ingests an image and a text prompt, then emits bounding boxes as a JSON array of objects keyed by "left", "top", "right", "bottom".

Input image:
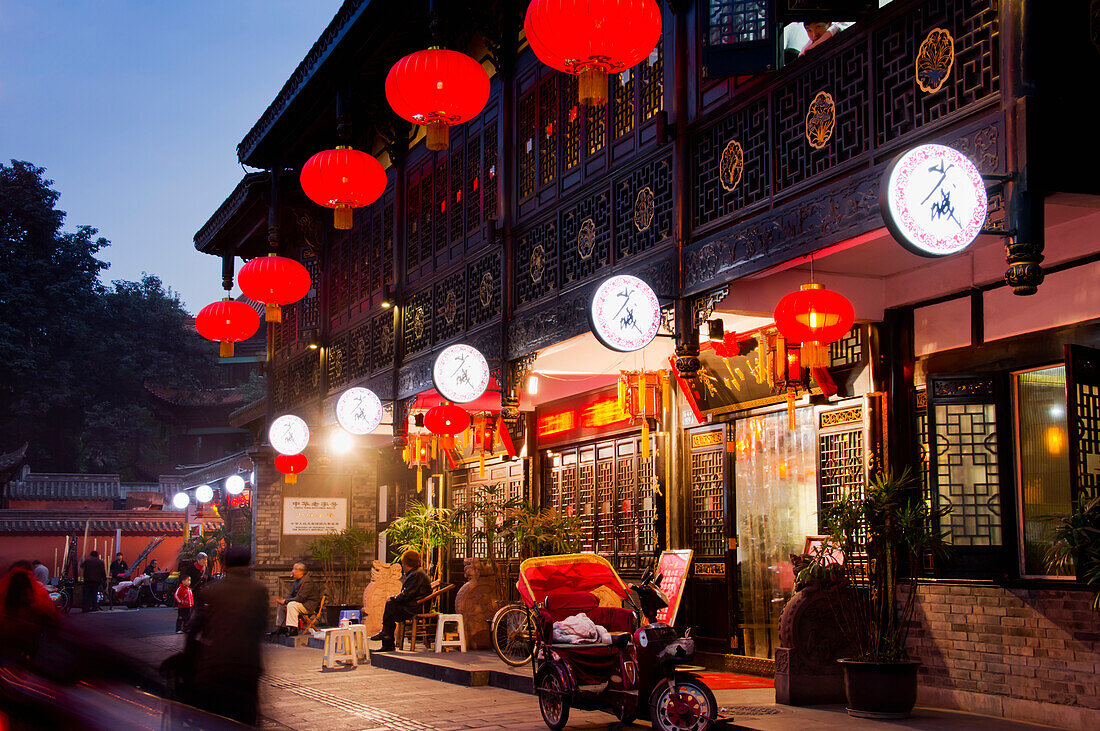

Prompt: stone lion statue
[{"left": 455, "top": 557, "right": 500, "bottom": 650}]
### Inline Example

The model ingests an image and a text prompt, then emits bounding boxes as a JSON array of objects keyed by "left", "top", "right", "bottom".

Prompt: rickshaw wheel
[
  {"left": 491, "top": 603, "right": 533, "bottom": 666},
  {"left": 537, "top": 670, "right": 570, "bottom": 730},
  {"left": 649, "top": 677, "right": 716, "bottom": 731}
]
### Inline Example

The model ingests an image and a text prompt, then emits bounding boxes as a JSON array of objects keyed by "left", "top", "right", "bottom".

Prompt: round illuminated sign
[
  {"left": 195, "top": 484, "right": 213, "bottom": 503},
  {"left": 225, "top": 475, "right": 246, "bottom": 495},
  {"left": 269, "top": 414, "right": 310, "bottom": 455},
  {"left": 432, "top": 344, "right": 491, "bottom": 404},
  {"left": 880, "top": 143, "right": 987, "bottom": 257},
  {"left": 588, "top": 275, "right": 662, "bottom": 352},
  {"left": 336, "top": 387, "right": 383, "bottom": 435}
]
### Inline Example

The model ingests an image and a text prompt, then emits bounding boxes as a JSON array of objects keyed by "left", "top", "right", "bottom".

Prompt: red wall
[{"left": 0, "top": 533, "right": 186, "bottom": 578}]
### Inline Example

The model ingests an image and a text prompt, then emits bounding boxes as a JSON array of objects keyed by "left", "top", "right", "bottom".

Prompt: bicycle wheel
[{"left": 490, "top": 603, "right": 533, "bottom": 666}]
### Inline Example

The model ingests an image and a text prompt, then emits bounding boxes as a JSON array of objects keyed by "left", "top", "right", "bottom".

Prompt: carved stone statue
[
  {"left": 774, "top": 566, "right": 857, "bottom": 706},
  {"left": 361, "top": 560, "right": 403, "bottom": 636},
  {"left": 454, "top": 557, "right": 501, "bottom": 650}
]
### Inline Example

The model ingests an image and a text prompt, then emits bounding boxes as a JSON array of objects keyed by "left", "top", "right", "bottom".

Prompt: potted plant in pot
[
  {"left": 800, "top": 469, "right": 950, "bottom": 718},
  {"left": 384, "top": 500, "right": 463, "bottom": 583},
  {"left": 1048, "top": 495, "right": 1100, "bottom": 611},
  {"left": 306, "top": 526, "right": 374, "bottom": 626}
]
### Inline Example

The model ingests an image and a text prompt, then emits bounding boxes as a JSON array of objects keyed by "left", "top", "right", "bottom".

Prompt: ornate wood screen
[
  {"left": 1066, "top": 345, "right": 1100, "bottom": 502},
  {"left": 450, "top": 458, "right": 526, "bottom": 560},
  {"left": 542, "top": 433, "right": 656, "bottom": 571}
]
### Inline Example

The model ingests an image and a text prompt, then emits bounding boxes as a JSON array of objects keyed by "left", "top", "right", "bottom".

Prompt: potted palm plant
[
  {"left": 306, "top": 526, "right": 374, "bottom": 626},
  {"left": 1048, "top": 495, "right": 1100, "bottom": 611},
  {"left": 384, "top": 500, "right": 463, "bottom": 583},
  {"left": 800, "top": 469, "right": 950, "bottom": 718}
]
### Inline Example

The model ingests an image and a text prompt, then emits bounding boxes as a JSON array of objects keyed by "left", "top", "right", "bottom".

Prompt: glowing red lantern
[
  {"left": 237, "top": 254, "right": 311, "bottom": 323},
  {"left": 773, "top": 284, "right": 854, "bottom": 368},
  {"left": 385, "top": 48, "right": 490, "bottom": 151},
  {"left": 300, "top": 147, "right": 386, "bottom": 230},
  {"left": 274, "top": 453, "right": 308, "bottom": 484},
  {"left": 423, "top": 403, "right": 471, "bottom": 436},
  {"left": 195, "top": 299, "right": 260, "bottom": 357},
  {"left": 524, "top": 0, "right": 662, "bottom": 106}
]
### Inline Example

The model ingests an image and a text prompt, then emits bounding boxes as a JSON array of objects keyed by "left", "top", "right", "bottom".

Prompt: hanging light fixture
[
  {"left": 524, "top": 0, "right": 663, "bottom": 106},
  {"left": 773, "top": 284, "right": 854, "bottom": 368},
  {"left": 423, "top": 403, "right": 471, "bottom": 436},
  {"left": 195, "top": 299, "right": 261, "bottom": 357},
  {"left": 225, "top": 475, "right": 246, "bottom": 495},
  {"left": 300, "top": 147, "right": 387, "bottom": 230},
  {"left": 386, "top": 48, "right": 490, "bottom": 151},
  {"left": 274, "top": 453, "right": 308, "bottom": 484},
  {"left": 237, "top": 254, "right": 311, "bottom": 323},
  {"left": 404, "top": 434, "right": 433, "bottom": 493}
]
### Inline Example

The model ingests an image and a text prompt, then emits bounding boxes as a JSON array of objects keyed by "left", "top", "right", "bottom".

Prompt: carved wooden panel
[
  {"left": 613, "top": 68, "right": 636, "bottom": 141},
  {"left": 874, "top": 0, "right": 1000, "bottom": 148},
  {"left": 402, "top": 288, "right": 433, "bottom": 355},
  {"left": 433, "top": 158, "right": 449, "bottom": 263},
  {"left": 614, "top": 153, "right": 673, "bottom": 259},
  {"left": 538, "top": 74, "right": 558, "bottom": 187},
  {"left": 299, "top": 255, "right": 320, "bottom": 331},
  {"left": 467, "top": 250, "right": 501, "bottom": 326},
  {"left": 371, "top": 310, "right": 395, "bottom": 373},
  {"left": 561, "top": 74, "right": 582, "bottom": 176},
  {"left": 483, "top": 112, "right": 499, "bottom": 222},
  {"left": 450, "top": 142, "right": 466, "bottom": 246},
  {"left": 346, "top": 318, "right": 372, "bottom": 383},
  {"left": 420, "top": 162, "right": 436, "bottom": 273},
  {"left": 774, "top": 40, "right": 871, "bottom": 193},
  {"left": 433, "top": 270, "right": 466, "bottom": 344},
  {"left": 327, "top": 331, "right": 348, "bottom": 390},
  {"left": 560, "top": 188, "right": 611, "bottom": 286},
  {"left": 406, "top": 177, "right": 421, "bottom": 277},
  {"left": 518, "top": 87, "right": 538, "bottom": 200},
  {"left": 515, "top": 217, "right": 558, "bottom": 307},
  {"left": 693, "top": 97, "right": 770, "bottom": 229},
  {"left": 639, "top": 44, "right": 664, "bottom": 124}
]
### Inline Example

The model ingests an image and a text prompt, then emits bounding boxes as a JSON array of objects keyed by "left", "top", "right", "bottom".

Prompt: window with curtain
[{"left": 1014, "top": 365, "right": 1074, "bottom": 577}]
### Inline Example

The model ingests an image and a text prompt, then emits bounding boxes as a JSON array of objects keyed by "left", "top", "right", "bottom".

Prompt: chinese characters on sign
[
  {"left": 282, "top": 498, "right": 347, "bottom": 535},
  {"left": 269, "top": 414, "right": 310, "bottom": 455},
  {"left": 653, "top": 549, "right": 693, "bottom": 626},
  {"left": 335, "top": 387, "right": 383, "bottom": 435},
  {"left": 432, "top": 344, "right": 491, "bottom": 404},
  {"left": 588, "top": 275, "right": 662, "bottom": 352},
  {"left": 880, "top": 143, "right": 987, "bottom": 257}
]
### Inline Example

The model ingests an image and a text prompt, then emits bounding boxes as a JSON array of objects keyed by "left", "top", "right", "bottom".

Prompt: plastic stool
[
  {"left": 434, "top": 614, "right": 467, "bottom": 653},
  {"left": 322, "top": 628, "right": 358, "bottom": 669},
  {"left": 346, "top": 623, "right": 370, "bottom": 661}
]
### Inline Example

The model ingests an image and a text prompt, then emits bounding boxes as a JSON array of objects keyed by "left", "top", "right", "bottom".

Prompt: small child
[{"left": 174, "top": 575, "right": 194, "bottom": 633}]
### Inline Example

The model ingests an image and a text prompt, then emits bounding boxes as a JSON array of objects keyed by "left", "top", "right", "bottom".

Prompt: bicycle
[{"left": 490, "top": 601, "right": 534, "bottom": 666}]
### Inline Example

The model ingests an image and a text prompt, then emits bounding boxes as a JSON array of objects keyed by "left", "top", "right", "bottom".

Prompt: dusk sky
[{"left": 0, "top": 1, "right": 343, "bottom": 314}]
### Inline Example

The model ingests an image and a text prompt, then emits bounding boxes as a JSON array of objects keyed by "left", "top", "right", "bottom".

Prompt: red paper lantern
[
  {"left": 237, "top": 254, "right": 312, "bottom": 323},
  {"left": 195, "top": 298, "right": 260, "bottom": 357},
  {"left": 300, "top": 147, "right": 386, "bottom": 230},
  {"left": 423, "top": 403, "right": 471, "bottom": 436},
  {"left": 773, "top": 284, "right": 854, "bottom": 368},
  {"left": 385, "top": 48, "right": 490, "bottom": 151},
  {"left": 524, "top": 0, "right": 662, "bottom": 106},
  {"left": 274, "top": 453, "right": 308, "bottom": 484}
]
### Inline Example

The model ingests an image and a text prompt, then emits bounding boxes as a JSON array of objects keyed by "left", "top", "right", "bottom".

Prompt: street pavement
[{"left": 63, "top": 608, "right": 1060, "bottom": 731}]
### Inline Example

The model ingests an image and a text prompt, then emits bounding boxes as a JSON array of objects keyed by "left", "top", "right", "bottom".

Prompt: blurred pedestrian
[
  {"left": 80, "top": 550, "right": 107, "bottom": 612},
  {"left": 31, "top": 559, "right": 49, "bottom": 585},
  {"left": 175, "top": 575, "right": 194, "bottom": 633},
  {"left": 185, "top": 546, "right": 267, "bottom": 726},
  {"left": 0, "top": 561, "right": 60, "bottom": 664},
  {"left": 181, "top": 552, "right": 208, "bottom": 601}
]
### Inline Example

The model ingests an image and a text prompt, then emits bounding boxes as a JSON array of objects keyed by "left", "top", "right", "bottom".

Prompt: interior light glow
[
  {"left": 527, "top": 375, "right": 540, "bottom": 395},
  {"left": 195, "top": 484, "right": 214, "bottom": 503},
  {"left": 331, "top": 430, "right": 354, "bottom": 453}
]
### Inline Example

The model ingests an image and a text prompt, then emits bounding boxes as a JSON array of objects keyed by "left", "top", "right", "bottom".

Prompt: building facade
[{"left": 195, "top": 1, "right": 1100, "bottom": 725}]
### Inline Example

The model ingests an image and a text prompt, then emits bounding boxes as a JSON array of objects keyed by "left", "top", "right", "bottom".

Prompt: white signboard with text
[{"left": 282, "top": 497, "right": 347, "bottom": 535}]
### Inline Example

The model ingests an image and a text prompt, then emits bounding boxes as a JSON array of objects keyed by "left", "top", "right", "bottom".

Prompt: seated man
[
  {"left": 370, "top": 550, "right": 431, "bottom": 651},
  {"left": 272, "top": 562, "right": 320, "bottom": 637}
]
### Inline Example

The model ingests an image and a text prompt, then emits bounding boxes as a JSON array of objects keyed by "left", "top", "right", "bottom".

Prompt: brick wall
[
  {"left": 903, "top": 582, "right": 1100, "bottom": 729},
  {"left": 250, "top": 447, "right": 381, "bottom": 622}
]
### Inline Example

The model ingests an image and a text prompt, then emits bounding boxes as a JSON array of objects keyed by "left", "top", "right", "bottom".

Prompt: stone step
[{"left": 368, "top": 650, "right": 534, "bottom": 694}]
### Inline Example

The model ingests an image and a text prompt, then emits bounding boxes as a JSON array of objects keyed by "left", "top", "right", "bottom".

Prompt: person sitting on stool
[
  {"left": 272, "top": 562, "right": 320, "bottom": 637},
  {"left": 371, "top": 549, "right": 431, "bottom": 651}
]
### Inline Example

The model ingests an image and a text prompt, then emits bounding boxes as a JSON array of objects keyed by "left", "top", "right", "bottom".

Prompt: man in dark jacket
[
  {"left": 272, "top": 561, "right": 320, "bottom": 636},
  {"left": 185, "top": 546, "right": 267, "bottom": 726},
  {"left": 180, "top": 552, "right": 208, "bottom": 601},
  {"left": 371, "top": 549, "right": 432, "bottom": 651},
  {"left": 80, "top": 551, "right": 107, "bottom": 612},
  {"left": 109, "top": 553, "right": 128, "bottom": 581}
]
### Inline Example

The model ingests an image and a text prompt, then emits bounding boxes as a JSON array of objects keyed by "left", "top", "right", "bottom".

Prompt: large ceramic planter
[{"left": 837, "top": 659, "right": 920, "bottom": 718}]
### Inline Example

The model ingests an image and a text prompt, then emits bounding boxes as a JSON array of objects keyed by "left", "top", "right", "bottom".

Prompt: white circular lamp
[
  {"left": 172, "top": 492, "right": 190, "bottom": 510},
  {"left": 195, "top": 484, "right": 214, "bottom": 503},
  {"left": 225, "top": 474, "right": 246, "bottom": 495}
]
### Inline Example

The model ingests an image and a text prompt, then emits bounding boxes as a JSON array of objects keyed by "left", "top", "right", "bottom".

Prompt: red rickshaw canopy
[{"left": 517, "top": 553, "right": 630, "bottom": 608}]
